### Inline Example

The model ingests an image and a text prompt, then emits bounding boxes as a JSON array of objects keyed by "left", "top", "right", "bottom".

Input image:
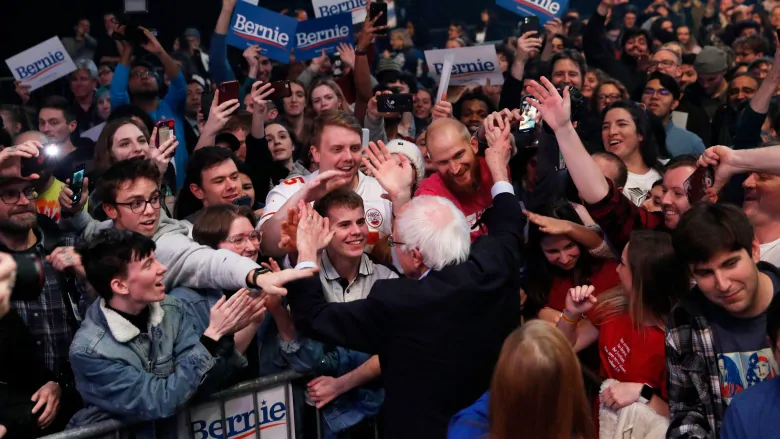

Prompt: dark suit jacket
[{"left": 287, "top": 192, "right": 524, "bottom": 439}]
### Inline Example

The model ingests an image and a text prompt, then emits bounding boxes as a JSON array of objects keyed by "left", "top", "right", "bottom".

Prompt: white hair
[{"left": 396, "top": 196, "right": 470, "bottom": 270}]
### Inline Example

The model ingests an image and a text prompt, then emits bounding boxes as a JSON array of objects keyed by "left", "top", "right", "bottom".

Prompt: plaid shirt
[
  {"left": 585, "top": 178, "right": 665, "bottom": 253},
  {"left": 665, "top": 288, "right": 724, "bottom": 439},
  {"left": 8, "top": 222, "right": 80, "bottom": 381}
]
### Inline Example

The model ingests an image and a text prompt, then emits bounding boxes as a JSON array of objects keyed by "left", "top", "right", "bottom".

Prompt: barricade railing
[{"left": 40, "top": 369, "right": 312, "bottom": 439}]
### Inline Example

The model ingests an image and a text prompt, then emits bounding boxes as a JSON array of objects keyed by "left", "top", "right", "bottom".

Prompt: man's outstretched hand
[{"left": 296, "top": 201, "right": 335, "bottom": 263}]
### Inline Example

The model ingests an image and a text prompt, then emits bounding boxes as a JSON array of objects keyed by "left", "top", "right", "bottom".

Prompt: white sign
[
  {"left": 311, "top": 0, "right": 367, "bottom": 25},
  {"left": 178, "top": 385, "right": 295, "bottom": 439},
  {"left": 5, "top": 37, "right": 77, "bottom": 91},
  {"left": 386, "top": 0, "right": 397, "bottom": 28},
  {"left": 436, "top": 54, "right": 455, "bottom": 103},
  {"left": 424, "top": 45, "right": 504, "bottom": 86}
]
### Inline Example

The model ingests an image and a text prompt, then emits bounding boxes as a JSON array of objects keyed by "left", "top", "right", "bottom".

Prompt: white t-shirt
[
  {"left": 623, "top": 168, "right": 662, "bottom": 206},
  {"left": 760, "top": 238, "right": 780, "bottom": 268},
  {"left": 259, "top": 171, "right": 393, "bottom": 249}
]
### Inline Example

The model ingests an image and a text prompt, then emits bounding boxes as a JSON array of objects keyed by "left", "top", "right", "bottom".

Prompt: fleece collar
[{"left": 100, "top": 299, "right": 165, "bottom": 343}]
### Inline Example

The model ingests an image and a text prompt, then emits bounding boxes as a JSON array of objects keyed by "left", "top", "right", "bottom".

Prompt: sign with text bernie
[
  {"left": 6, "top": 37, "right": 77, "bottom": 91},
  {"left": 496, "top": 0, "right": 569, "bottom": 25},
  {"left": 227, "top": 2, "right": 298, "bottom": 62},
  {"left": 312, "top": 0, "right": 368, "bottom": 25},
  {"left": 424, "top": 45, "right": 504, "bottom": 86},
  {"left": 295, "top": 13, "right": 354, "bottom": 61}
]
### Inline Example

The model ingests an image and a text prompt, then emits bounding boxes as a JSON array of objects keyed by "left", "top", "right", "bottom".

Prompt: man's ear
[
  {"left": 190, "top": 183, "right": 205, "bottom": 201},
  {"left": 470, "top": 136, "right": 479, "bottom": 155},
  {"left": 672, "top": 99, "right": 680, "bottom": 111},
  {"left": 310, "top": 145, "right": 320, "bottom": 164},
  {"left": 104, "top": 203, "right": 118, "bottom": 221},
  {"left": 751, "top": 235, "right": 761, "bottom": 263},
  {"left": 411, "top": 247, "right": 425, "bottom": 270},
  {"left": 110, "top": 277, "right": 129, "bottom": 298},
  {"left": 67, "top": 120, "right": 78, "bottom": 134}
]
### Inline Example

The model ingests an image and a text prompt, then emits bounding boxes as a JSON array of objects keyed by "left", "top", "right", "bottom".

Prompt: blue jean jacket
[{"left": 68, "top": 293, "right": 239, "bottom": 438}]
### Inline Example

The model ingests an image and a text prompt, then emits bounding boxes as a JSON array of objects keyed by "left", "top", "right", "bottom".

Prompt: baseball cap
[{"left": 694, "top": 46, "right": 728, "bottom": 74}]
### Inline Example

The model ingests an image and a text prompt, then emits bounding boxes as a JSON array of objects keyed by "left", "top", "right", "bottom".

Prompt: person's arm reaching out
[
  {"left": 308, "top": 355, "right": 381, "bottom": 409},
  {"left": 210, "top": 0, "right": 238, "bottom": 84},
  {"left": 700, "top": 144, "right": 780, "bottom": 194}
]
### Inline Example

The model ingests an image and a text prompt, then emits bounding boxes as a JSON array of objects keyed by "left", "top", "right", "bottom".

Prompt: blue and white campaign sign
[
  {"left": 227, "top": 2, "right": 298, "bottom": 62},
  {"left": 312, "top": 0, "right": 368, "bottom": 25},
  {"left": 295, "top": 14, "right": 354, "bottom": 61},
  {"left": 425, "top": 45, "right": 504, "bottom": 86},
  {"left": 5, "top": 37, "right": 77, "bottom": 91},
  {"left": 496, "top": 0, "right": 569, "bottom": 24}
]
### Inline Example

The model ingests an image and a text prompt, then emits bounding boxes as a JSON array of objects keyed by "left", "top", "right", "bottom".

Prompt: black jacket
[{"left": 287, "top": 192, "right": 524, "bottom": 439}]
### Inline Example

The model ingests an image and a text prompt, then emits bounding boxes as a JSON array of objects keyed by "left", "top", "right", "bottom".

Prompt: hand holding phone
[
  {"left": 377, "top": 94, "right": 414, "bottom": 113},
  {"left": 684, "top": 166, "right": 715, "bottom": 203},
  {"left": 369, "top": 2, "right": 388, "bottom": 36},
  {"left": 155, "top": 119, "right": 175, "bottom": 146},
  {"left": 218, "top": 81, "right": 240, "bottom": 105},
  {"left": 68, "top": 164, "right": 86, "bottom": 204},
  {"left": 265, "top": 80, "right": 292, "bottom": 100},
  {"left": 519, "top": 16, "right": 540, "bottom": 38}
]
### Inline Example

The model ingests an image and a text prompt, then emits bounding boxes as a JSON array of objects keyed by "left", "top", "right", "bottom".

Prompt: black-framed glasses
[
  {"left": 643, "top": 88, "right": 672, "bottom": 97},
  {"left": 388, "top": 235, "right": 405, "bottom": 248},
  {"left": 225, "top": 231, "right": 262, "bottom": 246},
  {"left": 0, "top": 187, "right": 35, "bottom": 205},
  {"left": 648, "top": 59, "right": 678, "bottom": 69},
  {"left": 114, "top": 194, "right": 161, "bottom": 213},
  {"left": 598, "top": 93, "right": 622, "bottom": 102}
]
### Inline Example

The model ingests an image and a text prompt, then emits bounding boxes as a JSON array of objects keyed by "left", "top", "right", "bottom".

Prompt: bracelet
[
  {"left": 250, "top": 269, "right": 261, "bottom": 289},
  {"left": 355, "top": 50, "right": 367, "bottom": 56},
  {"left": 560, "top": 312, "right": 582, "bottom": 325}
]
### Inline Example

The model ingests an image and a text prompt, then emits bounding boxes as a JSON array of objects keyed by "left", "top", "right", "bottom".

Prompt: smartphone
[
  {"left": 69, "top": 164, "right": 86, "bottom": 203},
  {"left": 519, "top": 16, "right": 540, "bottom": 38},
  {"left": 685, "top": 166, "right": 714, "bottom": 203},
  {"left": 201, "top": 90, "right": 214, "bottom": 120},
  {"left": 377, "top": 94, "right": 414, "bottom": 113},
  {"left": 369, "top": 2, "right": 388, "bottom": 36},
  {"left": 233, "top": 195, "right": 252, "bottom": 207},
  {"left": 267, "top": 80, "right": 292, "bottom": 100},
  {"left": 156, "top": 119, "right": 175, "bottom": 145},
  {"left": 518, "top": 96, "right": 539, "bottom": 133},
  {"left": 218, "top": 80, "right": 240, "bottom": 105}
]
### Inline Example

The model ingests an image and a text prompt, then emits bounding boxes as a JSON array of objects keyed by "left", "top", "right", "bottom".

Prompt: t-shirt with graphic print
[
  {"left": 701, "top": 263, "right": 780, "bottom": 406},
  {"left": 622, "top": 168, "right": 662, "bottom": 207}
]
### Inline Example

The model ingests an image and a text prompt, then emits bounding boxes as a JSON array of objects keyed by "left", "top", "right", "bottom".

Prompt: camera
[
  {"left": 542, "top": 85, "right": 587, "bottom": 134},
  {"left": 20, "top": 143, "right": 61, "bottom": 177},
  {"left": 12, "top": 253, "right": 44, "bottom": 299},
  {"left": 330, "top": 53, "right": 344, "bottom": 78}
]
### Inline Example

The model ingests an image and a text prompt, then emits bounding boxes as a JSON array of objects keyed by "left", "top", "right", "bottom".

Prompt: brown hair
[
  {"left": 192, "top": 204, "right": 257, "bottom": 249},
  {"left": 313, "top": 188, "right": 365, "bottom": 218},
  {"left": 311, "top": 109, "right": 362, "bottom": 148},
  {"left": 307, "top": 78, "right": 351, "bottom": 113},
  {"left": 94, "top": 118, "right": 150, "bottom": 175},
  {"left": 223, "top": 111, "right": 252, "bottom": 134},
  {"left": 489, "top": 321, "right": 594, "bottom": 439}
]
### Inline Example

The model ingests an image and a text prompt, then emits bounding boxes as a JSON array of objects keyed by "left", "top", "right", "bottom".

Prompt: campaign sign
[
  {"left": 424, "top": 45, "right": 504, "bottom": 86},
  {"left": 312, "top": 0, "right": 368, "bottom": 25},
  {"left": 496, "top": 0, "right": 569, "bottom": 24},
  {"left": 6, "top": 37, "right": 77, "bottom": 91},
  {"left": 227, "top": 2, "right": 298, "bottom": 62},
  {"left": 178, "top": 384, "right": 294, "bottom": 438},
  {"left": 295, "top": 13, "right": 354, "bottom": 61}
]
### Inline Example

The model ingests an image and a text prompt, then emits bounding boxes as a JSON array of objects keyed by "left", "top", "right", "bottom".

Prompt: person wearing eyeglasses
[
  {"left": 711, "top": 73, "right": 760, "bottom": 147},
  {"left": 641, "top": 72, "right": 705, "bottom": 158}
]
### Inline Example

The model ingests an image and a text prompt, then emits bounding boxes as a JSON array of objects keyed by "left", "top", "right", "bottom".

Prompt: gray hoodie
[{"left": 60, "top": 210, "right": 260, "bottom": 291}]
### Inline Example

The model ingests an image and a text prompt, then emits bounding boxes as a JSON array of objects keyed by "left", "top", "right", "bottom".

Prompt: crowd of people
[{"left": 4, "top": 0, "right": 780, "bottom": 437}]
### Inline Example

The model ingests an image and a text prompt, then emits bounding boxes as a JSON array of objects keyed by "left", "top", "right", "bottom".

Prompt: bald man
[{"left": 415, "top": 118, "right": 503, "bottom": 241}]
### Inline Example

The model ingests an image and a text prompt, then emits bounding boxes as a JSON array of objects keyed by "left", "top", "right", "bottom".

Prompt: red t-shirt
[
  {"left": 414, "top": 157, "right": 498, "bottom": 242},
  {"left": 546, "top": 260, "right": 621, "bottom": 319}
]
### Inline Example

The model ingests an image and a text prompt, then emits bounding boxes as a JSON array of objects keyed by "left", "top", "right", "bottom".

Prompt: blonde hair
[
  {"left": 307, "top": 78, "right": 350, "bottom": 114},
  {"left": 489, "top": 321, "right": 594, "bottom": 439},
  {"left": 390, "top": 28, "right": 414, "bottom": 48}
]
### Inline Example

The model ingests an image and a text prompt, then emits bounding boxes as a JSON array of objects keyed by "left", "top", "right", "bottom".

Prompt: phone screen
[
  {"left": 158, "top": 126, "right": 171, "bottom": 144},
  {"left": 70, "top": 166, "right": 86, "bottom": 202},
  {"left": 684, "top": 166, "right": 714, "bottom": 202},
  {"left": 218, "top": 81, "right": 239, "bottom": 104},
  {"left": 518, "top": 98, "right": 539, "bottom": 132}
]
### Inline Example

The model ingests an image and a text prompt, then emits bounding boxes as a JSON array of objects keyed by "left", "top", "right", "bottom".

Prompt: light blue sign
[
  {"left": 496, "top": 0, "right": 569, "bottom": 25},
  {"left": 295, "top": 13, "right": 354, "bottom": 61},
  {"left": 226, "top": 2, "right": 298, "bottom": 62}
]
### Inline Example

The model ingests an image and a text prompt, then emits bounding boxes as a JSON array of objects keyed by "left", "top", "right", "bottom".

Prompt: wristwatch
[{"left": 638, "top": 384, "right": 654, "bottom": 404}]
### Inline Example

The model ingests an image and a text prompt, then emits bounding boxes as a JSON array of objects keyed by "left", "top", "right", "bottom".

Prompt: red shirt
[
  {"left": 546, "top": 260, "right": 621, "bottom": 319},
  {"left": 414, "top": 157, "right": 498, "bottom": 242},
  {"left": 598, "top": 312, "right": 668, "bottom": 397}
]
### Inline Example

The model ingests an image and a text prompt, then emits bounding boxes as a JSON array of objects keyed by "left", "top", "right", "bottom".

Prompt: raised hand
[
  {"left": 58, "top": 176, "right": 90, "bottom": 217},
  {"left": 358, "top": 0, "right": 388, "bottom": 52},
  {"left": 431, "top": 92, "right": 453, "bottom": 120},
  {"left": 148, "top": 127, "right": 178, "bottom": 173},
  {"left": 367, "top": 90, "right": 395, "bottom": 121},
  {"left": 484, "top": 116, "right": 512, "bottom": 180},
  {"left": 544, "top": 18, "right": 563, "bottom": 38},
  {"left": 301, "top": 169, "right": 354, "bottom": 202},
  {"left": 310, "top": 49, "right": 328, "bottom": 73},
  {"left": 296, "top": 201, "right": 335, "bottom": 261},
  {"left": 523, "top": 209, "right": 573, "bottom": 235},
  {"left": 139, "top": 27, "right": 165, "bottom": 55},
  {"left": 204, "top": 290, "right": 251, "bottom": 339},
  {"left": 279, "top": 206, "right": 300, "bottom": 254},
  {"left": 525, "top": 76, "right": 571, "bottom": 133},
  {"left": 250, "top": 81, "right": 275, "bottom": 118},
  {"left": 362, "top": 140, "right": 414, "bottom": 203},
  {"left": 202, "top": 90, "right": 241, "bottom": 136},
  {"left": 697, "top": 145, "right": 736, "bottom": 195},
  {"left": 564, "top": 285, "right": 597, "bottom": 316},
  {"left": 0, "top": 141, "right": 42, "bottom": 165},
  {"left": 516, "top": 31, "right": 543, "bottom": 62},
  {"left": 46, "top": 246, "right": 86, "bottom": 277},
  {"left": 243, "top": 45, "right": 262, "bottom": 76},
  {"left": 337, "top": 43, "right": 357, "bottom": 70}
]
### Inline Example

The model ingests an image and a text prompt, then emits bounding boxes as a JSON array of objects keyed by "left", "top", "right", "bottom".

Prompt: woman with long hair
[
  {"left": 523, "top": 201, "right": 620, "bottom": 324},
  {"left": 282, "top": 80, "right": 312, "bottom": 146},
  {"left": 448, "top": 321, "right": 594, "bottom": 439},
  {"left": 308, "top": 78, "right": 351, "bottom": 115},
  {"left": 601, "top": 100, "right": 665, "bottom": 206},
  {"left": 557, "top": 230, "right": 689, "bottom": 420},
  {"left": 264, "top": 119, "right": 311, "bottom": 178}
]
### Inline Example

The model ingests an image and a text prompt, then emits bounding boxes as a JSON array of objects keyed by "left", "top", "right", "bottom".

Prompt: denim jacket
[{"left": 68, "top": 294, "right": 238, "bottom": 438}]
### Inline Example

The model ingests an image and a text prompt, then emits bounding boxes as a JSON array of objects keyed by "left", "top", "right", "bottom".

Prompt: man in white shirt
[{"left": 259, "top": 110, "right": 392, "bottom": 258}]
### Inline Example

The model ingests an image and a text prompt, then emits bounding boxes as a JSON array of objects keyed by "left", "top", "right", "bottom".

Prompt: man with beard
[
  {"left": 689, "top": 46, "right": 730, "bottom": 121},
  {"left": 415, "top": 118, "right": 503, "bottom": 242},
  {"left": 711, "top": 73, "right": 759, "bottom": 146},
  {"left": 0, "top": 169, "right": 88, "bottom": 431},
  {"left": 110, "top": 27, "right": 189, "bottom": 190}
]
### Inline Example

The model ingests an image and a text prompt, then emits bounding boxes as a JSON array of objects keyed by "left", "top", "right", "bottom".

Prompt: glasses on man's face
[
  {"left": 131, "top": 70, "right": 153, "bottom": 79},
  {"left": 114, "top": 194, "right": 162, "bottom": 213},
  {"left": 643, "top": 88, "right": 672, "bottom": 97},
  {"left": 0, "top": 187, "right": 35, "bottom": 205},
  {"left": 388, "top": 235, "right": 405, "bottom": 248},
  {"left": 225, "top": 231, "right": 262, "bottom": 247},
  {"left": 648, "top": 60, "right": 677, "bottom": 69}
]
